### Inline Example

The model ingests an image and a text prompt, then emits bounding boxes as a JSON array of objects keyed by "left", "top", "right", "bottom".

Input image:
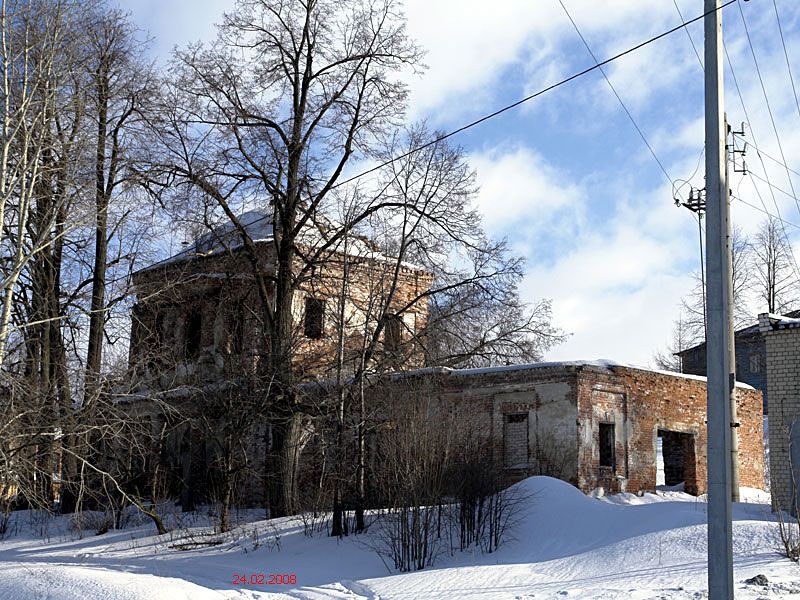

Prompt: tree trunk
[
  {"left": 267, "top": 411, "right": 311, "bottom": 517},
  {"left": 84, "top": 57, "right": 110, "bottom": 404}
]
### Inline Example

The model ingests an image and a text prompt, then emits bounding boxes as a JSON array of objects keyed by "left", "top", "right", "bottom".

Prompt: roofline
[
  {"left": 758, "top": 312, "right": 800, "bottom": 332},
  {"left": 675, "top": 322, "right": 761, "bottom": 356},
  {"left": 390, "top": 359, "right": 755, "bottom": 389},
  {"left": 134, "top": 238, "right": 435, "bottom": 280}
]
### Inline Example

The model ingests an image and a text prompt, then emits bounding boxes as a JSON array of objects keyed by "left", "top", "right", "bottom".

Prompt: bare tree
[
  {"left": 750, "top": 216, "right": 798, "bottom": 315},
  {"left": 142, "top": 0, "right": 421, "bottom": 518},
  {"left": 653, "top": 315, "right": 694, "bottom": 372},
  {"left": 315, "top": 125, "right": 563, "bottom": 534},
  {"left": 83, "top": 9, "right": 153, "bottom": 401},
  {"left": 0, "top": 0, "right": 84, "bottom": 370},
  {"left": 668, "top": 227, "right": 753, "bottom": 360}
]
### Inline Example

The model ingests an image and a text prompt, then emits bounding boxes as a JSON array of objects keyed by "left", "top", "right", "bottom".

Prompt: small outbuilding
[{"left": 383, "top": 360, "right": 765, "bottom": 495}]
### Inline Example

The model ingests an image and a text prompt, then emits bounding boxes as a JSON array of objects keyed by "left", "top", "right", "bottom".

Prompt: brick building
[
  {"left": 123, "top": 212, "right": 766, "bottom": 505},
  {"left": 128, "top": 210, "right": 433, "bottom": 389},
  {"left": 759, "top": 313, "right": 800, "bottom": 513},
  {"left": 382, "top": 361, "right": 764, "bottom": 495},
  {"left": 676, "top": 310, "right": 800, "bottom": 416},
  {"left": 123, "top": 210, "right": 434, "bottom": 507},
  {"left": 677, "top": 323, "right": 769, "bottom": 413}
]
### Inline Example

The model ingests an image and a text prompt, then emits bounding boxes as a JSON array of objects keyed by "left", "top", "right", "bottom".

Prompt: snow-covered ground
[{"left": 0, "top": 477, "right": 797, "bottom": 599}]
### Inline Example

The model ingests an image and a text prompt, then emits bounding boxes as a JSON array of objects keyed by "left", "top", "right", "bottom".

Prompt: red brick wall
[
  {"left": 379, "top": 363, "right": 765, "bottom": 497},
  {"left": 576, "top": 366, "right": 764, "bottom": 495}
]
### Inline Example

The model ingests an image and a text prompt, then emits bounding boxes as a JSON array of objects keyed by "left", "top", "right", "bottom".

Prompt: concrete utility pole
[
  {"left": 704, "top": 0, "right": 734, "bottom": 597},
  {"left": 725, "top": 117, "right": 741, "bottom": 505}
]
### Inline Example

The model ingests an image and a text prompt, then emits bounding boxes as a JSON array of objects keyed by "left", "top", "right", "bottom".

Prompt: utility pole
[
  {"left": 705, "top": 0, "right": 734, "bottom": 597},
  {"left": 726, "top": 118, "right": 744, "bottom": 504}
]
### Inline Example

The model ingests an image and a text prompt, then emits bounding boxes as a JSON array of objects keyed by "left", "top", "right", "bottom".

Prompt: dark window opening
[
  {"left": 185, "top": 309, "right": 202, "bottom": 358},
  {"left": 599, "top": 423, "right": 615, "bottom": 469},
  {"left": 145, "top": 312, "right": 166, "bottom": 372},
  {"left": 304, "top": 297, "right": 325, "bottom": 339},
  {"left": 229, "top": 303, "right": 244, "bottom": 354},
  {"left": 384, "top": 315, "right": 403, "bottom": 352},
  {"left": 154, "top": 313, "right": 166, "bottom": 348}
]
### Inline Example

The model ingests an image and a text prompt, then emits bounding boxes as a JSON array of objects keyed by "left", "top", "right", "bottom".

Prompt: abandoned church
[{"left": 122, "top": 212, "right": 766, "bottom": 508}]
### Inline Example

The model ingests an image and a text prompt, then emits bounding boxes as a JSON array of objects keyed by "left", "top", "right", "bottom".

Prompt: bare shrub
[
  {"left": 368, "top": 384, "right": 526, "bottom": 571},
  {"left": 775, "top": 453, "right": 800, "bottom": 562},
  {"left": 447, "top": 434, "right": 527, "bottom": 554},
  {"left": 775, "top": 505, "right": 800, "bottom": 562}
]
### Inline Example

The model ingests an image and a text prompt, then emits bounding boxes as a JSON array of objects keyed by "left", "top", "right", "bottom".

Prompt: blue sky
[{"left": 121, "top": 0, "right": 800, "bottom": 365}]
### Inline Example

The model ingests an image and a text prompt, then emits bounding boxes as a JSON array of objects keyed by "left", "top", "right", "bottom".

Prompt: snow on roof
[
  {"left": 137, "top": 209, "right": 430, "bottom": 276},
  {"left": 392, "top": 359, "right": 755, "bottom": 389},
  {"left": 194, "top": 210, "right": 274, "bottom": 252},
  {"left": 759, "top": 312, "right": 800, "bottom": 332}
]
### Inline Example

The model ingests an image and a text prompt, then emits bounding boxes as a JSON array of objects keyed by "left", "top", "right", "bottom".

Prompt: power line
[
  {"left": 772, "top": 0, "right": 800, "bottom": 121},
  {"left": 723, "top": 41, "right": 780, "bottom": 218},
  {"left": 143, "top": 0, "right": 739, "bottom": 273},
  {"left": 737, "top": 0, "right": 800, "bottom": 217},
  {"left": 732, "top": 132, "right": 800, "bottom": 179},
  {"left": 723, "top": 28, "right": 800, "bottom": 280},
  {"left": 333, "top": 0, "right": 737, "bottom": 190},
  {"left": 673, "top": 0, "right": 704, "bottom": 71},
  {"left": 733, "top": 195, "right": 800, "bottom": 231},
  {"left": 557, "top": 0, "right": 672, "bottom": 185},
  {"left": 747, "top": 170, "right": 800, "bottom": 204}
]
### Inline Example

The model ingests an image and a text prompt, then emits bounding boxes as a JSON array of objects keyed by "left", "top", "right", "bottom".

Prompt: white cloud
[
  {"left": 403, "top": 0, "right": 686, "bottom": 120},
  {"left": 469, "top": 146, "right": 584, "bottom": 238},
  {"left": 121, "top": 0, "right": 800, "bottom": 368},
  {"left": 124, "top": 0, "right": 236, "bottom": 60},
  {"left": 467, "top": 143, "right": 701, "bottom": 365},
  {"left": 522, "top": 198, "right": 699, "bottom": 365}
]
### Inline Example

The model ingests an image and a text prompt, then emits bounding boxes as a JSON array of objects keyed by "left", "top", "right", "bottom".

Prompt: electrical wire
[
  {"left": 723, "top": 29, "right": 800, "bottom": 281},
  {"left": 731, "top": 132, "right": 800, "bottom": 179},
  {"left": 772, "top": 0, "right": 800, "bottom": 121},
  {"left": 557, "top": 0, "right": 672, "bottom": 185},
  {"left": 747, "top": 170, "right": 800, "bottom": 205},
  {"left": 334, "top": 0, "right": 736, "bottom": 191},
  {"left": 737, "top": 0, "right": 800, "bottom": 216},
  {"left": 143, "top": 0, "right": 739, "bottom": 273},
  {"left": 733, "top": 195, "right": 800, "bottom": 231},
  {"left": 673, "top": 0, "right": 704, "bottom": 71}
]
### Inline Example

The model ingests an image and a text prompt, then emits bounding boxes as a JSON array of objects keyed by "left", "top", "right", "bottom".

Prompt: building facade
[
  {"left": 677, "top": 324, "right": 769, "bottom": 413},
  {"left": 123, "top": 213, "right": 767, "bottom": 507},
  {"left": 759, "top": 313, "right": 800, "bottom": 513},
  {"left": 128, "top": 211, "right": 434, "bottom": 390},
  {"left": 382, "top": 361, "right": 764, "bottom": 496}
]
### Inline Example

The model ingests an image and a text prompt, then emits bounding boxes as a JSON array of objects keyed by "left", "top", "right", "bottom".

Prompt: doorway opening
[{"left": 656, "top": 429, "right": 697, "bottom": 494}]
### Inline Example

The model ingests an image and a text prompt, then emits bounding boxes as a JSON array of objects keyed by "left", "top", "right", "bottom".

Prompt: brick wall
[
  {"left": 576, "top": 367, "right": 764, "bottom": 495},
  {"left": 379, "top": 363, "right": 764, "bottom": 496},
  {"left": 763, "top": 326, "right": 800, "bottom": 512},
  {"left": 130, "top": 242, "right": 433, "bottom": 387}
]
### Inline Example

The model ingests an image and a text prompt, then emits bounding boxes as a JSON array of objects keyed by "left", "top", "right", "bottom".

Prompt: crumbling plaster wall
[{"left": 129, "top": 243, "right": 433, "bottom": 387}]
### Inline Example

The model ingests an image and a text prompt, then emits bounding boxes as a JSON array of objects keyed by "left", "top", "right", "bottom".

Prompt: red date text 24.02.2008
[{"left": 232, "top": 573, "right": 296, "bottom": 585}]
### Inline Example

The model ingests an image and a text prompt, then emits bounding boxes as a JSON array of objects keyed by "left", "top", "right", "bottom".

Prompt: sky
[{"left": 120, "top": 0, "right": 800, "bottom": 366}]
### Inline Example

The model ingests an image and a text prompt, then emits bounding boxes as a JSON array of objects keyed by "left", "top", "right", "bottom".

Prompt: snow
[
  {"left": 393, "top": 359, "right": 756, "bottom": 389},
  {"left": 759, "top": 313, "right": 800, "bottom": 331},
  {"left": 1, "top": 477, "right": 797, "bottom": 599},
  {"left": 137, "top": 209, "right": 429, "bottom": 276}
]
